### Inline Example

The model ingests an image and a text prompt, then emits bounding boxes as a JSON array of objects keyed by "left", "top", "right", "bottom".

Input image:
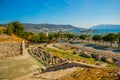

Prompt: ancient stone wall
[
  {"left": 0, "top": 41, "right": 23, "bottom": 59},
  {"left": 28, "top": 47, "right": 66, "bottom": 67}
]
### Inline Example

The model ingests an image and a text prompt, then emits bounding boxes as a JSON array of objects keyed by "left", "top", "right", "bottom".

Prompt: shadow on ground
[
  {"left": 84, "top": 44, "right": 120, "bottom": 53},
  {"left": 41, "top": 62, "right": 92, "bottom": 73},
  {"left": 84, "top": 44, "right": 109, "bottom": 50},
  {"left": 112, "top": 49, "right": 120, "bottom": 53}
]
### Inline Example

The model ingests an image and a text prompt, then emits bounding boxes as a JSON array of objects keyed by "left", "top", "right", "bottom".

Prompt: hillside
[
  {"left": 0, "top": 26, "right": 6, "bottom": 30},
  {"left": 0, "top": 23, "right": 88, "bottom": 33},
  {"left": 0, "top": 34, "right": 26, "bottom": 42},
  {"left": 91, "top": 24, "right": 120, "bottom": 29},
  {"left": 0, "top": 23, "right": 78, "bottom": 30},
  {"left": 23, "top": 23, "right": 79, "bottom": 30}
]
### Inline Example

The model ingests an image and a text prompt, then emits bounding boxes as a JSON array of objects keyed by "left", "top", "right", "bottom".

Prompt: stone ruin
[
  {"left": 53, "top": 44, "right": 120, "bottom": 64},
  {"left": 0, "top": 40, "right": 26, "bottom": 60},
  {"left": 77, "top": 47, "right": 120, "bottom": 65},
  {"left": 28, "top": 47, "right": 66, "bottom": 67}
]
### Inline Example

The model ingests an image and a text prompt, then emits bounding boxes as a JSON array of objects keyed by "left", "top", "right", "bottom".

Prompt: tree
[
  {"left": 79, "top": 34, "right": 87, "bottom": 42},
  {"left": 66, "top": 33, "right": 76, "bottom": 40},
  {"left": 39, "top": 33, "right": 48, "bottom": 43},
  {"left": 92, "top": 35, "right": 103, "bottom": 45},
  {"left": 12, "top": 21, "right": 24, "bottom": 36},
  {"left": 48, "top": 33, "right": 54, "bottom": 40},
  {"left": 22, "top": 31, "right": 30, "bottom": 40},
  {"left": 6, "top": 21, "right": 24, "bottom": 37},
  {"left": 6, "top": 23, "right": 14, "bottom": 35},
  {"left": 54, "top": 33, "right": 60, "bottom": 39},
  {"left": 30, "top": 34, "right": 39, "bottom": 43},
  {"left": 117, "top": 33, "right": 120, "bottom": 48},
  {"left": 86, "top": 35, "right": 91, "bottom": 43},
  {"left": 103, "top": 33, "right": 117, "bottom": 47}
]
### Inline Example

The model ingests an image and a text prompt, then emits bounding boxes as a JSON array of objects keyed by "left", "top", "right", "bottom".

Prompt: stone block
[
  {"left": 91, "top": 54, "right": 102, "bottom": 61},
  {"left": 80, "top": 51, "right": 91, "bottom": 58},
  {"left": 101, "top": 57, "right": 113, "bottom": 64}
]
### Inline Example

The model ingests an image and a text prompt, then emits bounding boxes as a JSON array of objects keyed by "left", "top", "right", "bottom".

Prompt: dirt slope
[{"left": 0, "top": 34, "right": 26, "bottom": 42}]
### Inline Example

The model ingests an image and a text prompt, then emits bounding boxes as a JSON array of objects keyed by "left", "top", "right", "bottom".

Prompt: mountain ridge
[
  {"left": 0, "top": 23, "right": 81, "bottom": 29},
  {"left": 90, "top": 24, "right": 120, "bottom": 29}
]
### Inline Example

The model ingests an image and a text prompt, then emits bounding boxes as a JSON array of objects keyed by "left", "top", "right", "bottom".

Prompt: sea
[{"left": 68, "top": 29, "right": 120, "bottom": 35}]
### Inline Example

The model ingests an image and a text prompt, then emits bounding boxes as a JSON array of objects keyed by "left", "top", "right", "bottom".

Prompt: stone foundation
[
  {"left": 28, "top": 47, "right": 66, "bottom": 67},
  {"left": 0, "top": 41, "right": 26, "bottom": 59}
]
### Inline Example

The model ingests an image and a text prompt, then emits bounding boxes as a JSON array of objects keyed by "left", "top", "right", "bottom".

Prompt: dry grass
[
  {"left": 0, "top": 26, "right": 6, "bottom": 30},
  {"left": 61, "top": 68, "right": 119, "bottom": 80},
  {"left": 0, "top": 34, "right": 26, "bottom": 42}
]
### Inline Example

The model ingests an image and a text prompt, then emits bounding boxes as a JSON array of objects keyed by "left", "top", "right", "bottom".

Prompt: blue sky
[{"left": 0, "top": 0, "right": 120, "bottom": 28}]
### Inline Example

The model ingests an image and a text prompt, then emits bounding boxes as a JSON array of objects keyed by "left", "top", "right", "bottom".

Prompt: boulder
[
  {"left": 80, "top": 51, "right": 91, "bottom": 58},
  {"left": 117, "top": 71, "right": 120, "bottom": 80},
  {"left": 115, "top": 60, "right": 120, "bottom": 66},
  {"left": 101, "top": 57, "right": 113, "bottom": 64},
  {"left": 96, "top": 62, "right": 108, "bottom": 67},
  {"left": 72, "top": 50, "right": 82, "bottom": 55},
  {"left": 72, "top": 51, "right": 77, "bottom": 54},
  {"left": 91, "top": 54, "right": 102, "bottom": 61},
  {"left": 106, "top": 58, "right": 113, "bottom": 64}
]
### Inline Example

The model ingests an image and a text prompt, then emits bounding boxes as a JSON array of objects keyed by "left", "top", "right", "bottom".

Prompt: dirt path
[
  {"left": 47, "top": 44, "right": 65, "bottom": 52},
  {"left": 0, "top": 51, "right": 43, "bottom": 79}
]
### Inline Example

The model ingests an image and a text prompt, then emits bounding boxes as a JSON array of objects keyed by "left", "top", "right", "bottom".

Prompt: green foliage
[
  {"left": 30, "top": 34, "right": 39, "bottom": 43},
  {"left": 54, "top": 33, "right": 60, "bottom": 39},
  {"left": 30, "top": 33, "right": 48, "bottom": 43},
  {"left": 48, "top": 33, "right": 61, "bottom": 40},
  {"left": 6, "top": 21, "right": 30, "bottom": 40},
  {"left": 103, "top": 33, "right": 117, "bottom": 42},
  {"left": 48, "top": 33, "right": 54, "bottom": 40},
  {"left": 20, "top": 31, "right": 30, "bottom": 40},
  {"left": 6, "top": 23, "right": 14, "bottom": 35},
  {"left": 117, "top": 33, "right": 120, "bottom": 48},
  {"left": 79, "top": 34, "right": 87, "bottom": 40},
  {"left": 66, "top": 33, "right": 76, "bottom": 39},
  {"left": 103, "top": 33, "right": 117, "bottom": 47},
  {"left": 12, "top": 21, "right": 24, "bottom": 36},
  {"left": 12, "top": 21, "right": 24, "bottom": 32},
  {"left": 6, "top": 21, "right": 24, "bottom": 37},
  {"left": 39, "top": 33, "right": 48, "bottom": 42},
  {"left": 92, "top": 35, "right": 103, "bottom": 41},
  {"left": 46, "top": 48, "right": 98, "bottom": 64}
]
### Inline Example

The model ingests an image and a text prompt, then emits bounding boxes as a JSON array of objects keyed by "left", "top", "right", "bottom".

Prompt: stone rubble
[
  {"left": 54, "top": 43, "right": 118, "bottom": 64},
  {"left": 28, "top": 46, "right": 66, "bottom": 68}
]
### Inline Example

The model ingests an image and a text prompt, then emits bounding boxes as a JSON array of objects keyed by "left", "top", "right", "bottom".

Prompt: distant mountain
[
  {"left": 91, "top": 25, "right": 120, "bottom": 29},
  {"left": 90, "top": 24, "right": 120, "bottom": 33},
  {"left": 0, "top": 23, "right": 85, "bottom": 33},
  {"left": 22, "top": 23, "right": 79, "bottom": 30}
]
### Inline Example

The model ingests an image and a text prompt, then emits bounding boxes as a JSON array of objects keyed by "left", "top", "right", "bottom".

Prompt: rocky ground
[
  {"left": 61, "top": 68, "right": 119, "bottom": 80},
  {"left": 55, "top": 42, "right": 120, "bottom": 66},
  {"left": 18, "top": 43, "right": 120, "bottom": 80},
  {"left": 20, "top": 67, "right": 120, "bottom": 80},
  {"left": 0, "top": 38, "right": 120, "bottom": 80}
]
